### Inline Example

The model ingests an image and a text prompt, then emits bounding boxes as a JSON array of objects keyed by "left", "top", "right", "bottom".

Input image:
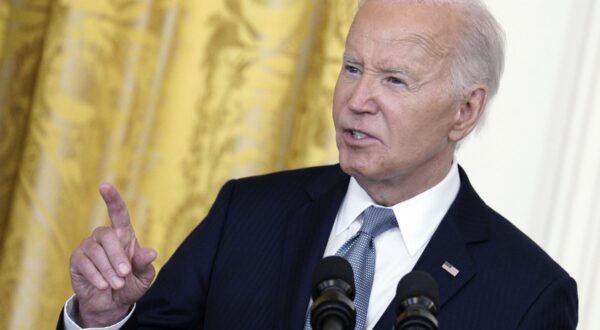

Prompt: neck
[{"left": 355, "top": 159, "right": 454, "bottom": 206}]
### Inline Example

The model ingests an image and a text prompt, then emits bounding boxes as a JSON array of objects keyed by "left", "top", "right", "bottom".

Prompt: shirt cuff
[{"left": 63, "top": 295, "right": 135, "bottom": 330}]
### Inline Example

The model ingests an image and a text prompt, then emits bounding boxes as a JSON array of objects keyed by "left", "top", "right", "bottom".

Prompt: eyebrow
[
  {"left": 342, "top": 54, "right": 361, "bottom": 65},
  {"left": 342, "top": 53, "right": 418, "bottom": 82},
  {"left": 380, "top": 67, "right": 410, "bottom": 76}
]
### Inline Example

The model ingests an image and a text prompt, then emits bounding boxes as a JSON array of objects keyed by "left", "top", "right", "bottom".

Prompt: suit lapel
[
  {"left": 415, "top": 166, "right": 489, "bottom": 307},
  {"left": 372, "top": 218, "right": 476, "bottom": 330},
  {"left": 412, "top": 213, "right": 477, "bottom": 307},
  {"left": 414, "top": 166, "right": 491, "bottom": 304},
  {"left": 281, "top": 166, "right": 350, "bottom": 330},
  {"left": 279, "top": 165, "right": 489, "bottom": 329},
  {"left": 373, "top": 166, "right": 489, "bottom": 329}
]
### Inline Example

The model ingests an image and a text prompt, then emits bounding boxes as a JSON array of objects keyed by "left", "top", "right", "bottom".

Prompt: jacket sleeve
[{"left": 517, "top": 274, "right": 578, "bottom": 329}]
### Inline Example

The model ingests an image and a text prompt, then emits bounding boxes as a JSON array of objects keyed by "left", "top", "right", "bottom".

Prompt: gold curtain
[{"left": 0, "top": 0, "right": 357, "bottom": 328}]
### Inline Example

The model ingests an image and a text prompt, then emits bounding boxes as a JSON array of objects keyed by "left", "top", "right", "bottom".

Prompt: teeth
[{"left": 351, "top": 131, "right": 367, "bottom": 139}]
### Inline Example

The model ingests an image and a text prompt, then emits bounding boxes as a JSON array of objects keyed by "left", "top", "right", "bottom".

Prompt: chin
[
  {"left": 338, "top": 142, "right": 394, "bottom": 178},
  {"left": 339, "top": 157, "right": 379, "bottom": 181}
]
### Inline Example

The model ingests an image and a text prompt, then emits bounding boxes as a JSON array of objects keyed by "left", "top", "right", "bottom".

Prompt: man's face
[{"left": 333, "top": 0, "right": 466, "bottom": 194}]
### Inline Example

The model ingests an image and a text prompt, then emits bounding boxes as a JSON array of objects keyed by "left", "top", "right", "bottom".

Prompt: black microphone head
[
  {"left": 396, "top": 270, "right": 439, "bottom": 307},
  {"left": 310, "top": 256, "right": 356, "bottom": 330},
  {"left": 311, "top": 256, "right": 355, "bottom": 299},
  {"left": 395, "top": 271, "right": 439, "bottom": 330}
]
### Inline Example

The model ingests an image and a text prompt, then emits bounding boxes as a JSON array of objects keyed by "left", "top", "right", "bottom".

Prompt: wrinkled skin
[
  {"left": 333, "top": 0, "right": 488, "bottom": 205},
  {"left": 69, "top": 184, "right": 157, "bottom": 327}
]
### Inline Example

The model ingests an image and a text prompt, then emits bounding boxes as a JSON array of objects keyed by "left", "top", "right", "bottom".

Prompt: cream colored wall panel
[{"left": 458, "top": 1, "right": 599, "bottom": 328}]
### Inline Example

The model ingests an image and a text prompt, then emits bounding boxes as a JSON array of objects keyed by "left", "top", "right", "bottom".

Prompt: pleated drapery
[{"left": 0, "top": 0, "right": 356, "bottom": 328}]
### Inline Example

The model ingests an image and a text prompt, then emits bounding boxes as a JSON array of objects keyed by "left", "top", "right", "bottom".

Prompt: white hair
[{"left": 358, "top": 0, "right": 506, "bottom": 124}]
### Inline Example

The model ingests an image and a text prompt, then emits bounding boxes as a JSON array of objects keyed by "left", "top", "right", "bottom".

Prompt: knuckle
[
  {"left": 91, "top": 226, "right": 104, "bottom": 236},
  {"left": 70, "top": 249, "right": 84, "bottom": 265},
  {"left": 92, "top": 226, "right": 111, "bottom": 240},
  {"left": 76, "top": 239, "right": 96, "bottom": 259},
  {"left": 89, "top": 242, "right": 106, "bottom": 260},
  {"left": 79, "top": 236, "right": 93, "bottom": 249}
]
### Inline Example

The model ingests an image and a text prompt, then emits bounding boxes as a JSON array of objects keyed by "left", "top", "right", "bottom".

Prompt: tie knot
[{"left": 360, "top": 206, "right": 397, "bottom": 238}]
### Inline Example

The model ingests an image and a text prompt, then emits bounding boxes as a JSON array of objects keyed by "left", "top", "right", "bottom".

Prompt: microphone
[
  {"left": 395, "top": 271, "right": 439, "bottom": 330},
  {"left": 309, "top": 256, "right": 357, "bottom": 330}
]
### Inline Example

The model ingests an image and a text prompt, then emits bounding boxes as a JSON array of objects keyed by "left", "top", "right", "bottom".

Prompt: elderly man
[{"left": 59, "top": 0, "right": 578, "bottom": 329}]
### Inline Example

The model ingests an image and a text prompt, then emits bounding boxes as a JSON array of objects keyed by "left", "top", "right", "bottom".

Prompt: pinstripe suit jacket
[{"left": 59, "top": 164, "right": 578, "bottom": 329}]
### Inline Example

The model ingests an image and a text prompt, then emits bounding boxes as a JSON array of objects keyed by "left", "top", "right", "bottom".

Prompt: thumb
[{"left": 132, "top": 247, "right": 157, "bottom": 283}]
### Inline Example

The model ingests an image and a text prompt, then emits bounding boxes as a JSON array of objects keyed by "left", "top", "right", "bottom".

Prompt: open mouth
[
  {"left": 351, "top": 130, "right": 368, "bottom": 140},
  {"left": 347, "top": 129, "right": 374, "bottom": 140}
]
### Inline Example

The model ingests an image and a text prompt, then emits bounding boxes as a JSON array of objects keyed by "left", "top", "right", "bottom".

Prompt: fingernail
[{"left": 118, "top": 263, "right": 130, "bottom": 275}]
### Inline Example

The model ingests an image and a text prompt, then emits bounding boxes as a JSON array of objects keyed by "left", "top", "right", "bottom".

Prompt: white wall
[{"left": 457, "top": 1, "right": 600, "bottom": 328}]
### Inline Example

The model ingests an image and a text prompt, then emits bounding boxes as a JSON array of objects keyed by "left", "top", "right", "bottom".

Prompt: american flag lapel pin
[{"left": 442, "top": 261, "right": 460, "bottom": 277}]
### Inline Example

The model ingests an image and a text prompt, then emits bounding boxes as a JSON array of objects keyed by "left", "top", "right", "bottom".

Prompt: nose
[{"left": 347, "top": 75, "right": 378, "bottom": 114}]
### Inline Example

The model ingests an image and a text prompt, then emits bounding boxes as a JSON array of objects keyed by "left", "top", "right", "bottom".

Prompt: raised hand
[{"left": 69, "top": 183, "right": 157, "bottom": 327}]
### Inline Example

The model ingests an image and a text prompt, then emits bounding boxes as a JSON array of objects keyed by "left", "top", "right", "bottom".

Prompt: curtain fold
[{"left": 0, "top": 0, "right": 356, "bottom": 328}]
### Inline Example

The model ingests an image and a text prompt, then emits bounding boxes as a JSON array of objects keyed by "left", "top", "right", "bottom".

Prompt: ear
[{"left": 448, "top": 85, "right": 488, "bottom": 142}]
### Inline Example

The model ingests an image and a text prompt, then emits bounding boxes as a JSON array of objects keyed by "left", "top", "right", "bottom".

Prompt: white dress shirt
[
  {"left": 64, "top": 162, "right": 460, "bottom": 330},
  {"left": 321, "top": 162, "right": 460, "bottom": 329}
]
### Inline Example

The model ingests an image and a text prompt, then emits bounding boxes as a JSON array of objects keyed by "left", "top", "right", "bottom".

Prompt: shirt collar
[{"left": 334, "top": 162, "right": 461, "bottom": 256}]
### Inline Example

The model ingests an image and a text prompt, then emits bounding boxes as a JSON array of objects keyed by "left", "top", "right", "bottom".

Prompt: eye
[
  {"left": 344, "top": 64, "right": 361, "bottom": 75},
  {"left": 385, "top": 76, "right": 405, "bottom": 86}
]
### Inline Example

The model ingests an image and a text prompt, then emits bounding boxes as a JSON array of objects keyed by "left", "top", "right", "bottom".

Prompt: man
[{"left": 59, "top": 0, "right": 578, "bottom": 329}]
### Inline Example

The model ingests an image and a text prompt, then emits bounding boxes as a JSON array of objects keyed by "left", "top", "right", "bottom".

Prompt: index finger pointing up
[{"left": 99, "top": 183, "right": 131, "bottom": 230}]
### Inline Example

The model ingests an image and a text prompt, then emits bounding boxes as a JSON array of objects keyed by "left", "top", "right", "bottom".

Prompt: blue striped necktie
[{"left": 305, "top": 206, "right": 397, "bottom": 330}]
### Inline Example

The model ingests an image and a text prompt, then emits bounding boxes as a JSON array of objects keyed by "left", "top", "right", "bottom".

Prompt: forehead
[{"left": 346, "top": 1, "right": 463, "bottom": 63}]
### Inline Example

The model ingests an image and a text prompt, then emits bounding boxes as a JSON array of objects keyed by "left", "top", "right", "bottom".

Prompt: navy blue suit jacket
[{"left": 60, "top": 165, "right": 578, "bottom": 329}]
